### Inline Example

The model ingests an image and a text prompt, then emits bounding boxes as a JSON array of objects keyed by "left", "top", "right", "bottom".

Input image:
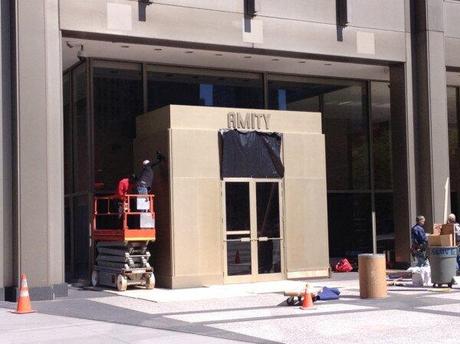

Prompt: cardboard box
[
  {"left": 427, "top": 234, "right": 453, "bottom": 247},
  {"left": 441, "top": 224, "right": 455, "bottom": 235},
  {"left": 433, "top": 224, "right": 442, "bottom": 235}
]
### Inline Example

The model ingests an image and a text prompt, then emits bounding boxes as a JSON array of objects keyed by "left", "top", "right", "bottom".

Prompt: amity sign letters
[{"left": 227, "top": 112, "right": 271, "bottom": 130}]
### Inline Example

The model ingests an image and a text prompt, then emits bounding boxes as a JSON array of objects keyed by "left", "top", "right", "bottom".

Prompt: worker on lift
[
  {"left": 136, "top": 151, "right": 164, "bottom": 194},
  {"left": 116, "top": 174, "right": 137, "bottom": 219},
  {"left": 117, "top": 174, "right": 137, "bottom": 199}
]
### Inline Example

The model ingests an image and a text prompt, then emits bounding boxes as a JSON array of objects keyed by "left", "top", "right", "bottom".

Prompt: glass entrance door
[{"left": 223, "top": 179, "right": 283, "bottom": 283}]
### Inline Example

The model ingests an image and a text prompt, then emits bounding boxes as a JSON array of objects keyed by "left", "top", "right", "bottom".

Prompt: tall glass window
[
  {"left": 93, "top": 62, "right": 143, "bottom": 192},
  {"left": 147, "top": 66, "right": 264, "bottom": 111},
  {"left": 323, "top": 84, "right": 369, "bottom": 190},
  {"left": 268, "top": 76, "right": 393, "bottom": 258}
]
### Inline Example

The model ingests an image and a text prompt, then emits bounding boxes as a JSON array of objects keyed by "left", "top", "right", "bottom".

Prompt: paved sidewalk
[{"left": 2, "top": 273, "right": 460, "bottom": 343}]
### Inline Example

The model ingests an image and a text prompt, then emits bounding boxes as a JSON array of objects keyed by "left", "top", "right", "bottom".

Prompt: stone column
[
  {"left": 412, "top": 0, "right": 450, "bottom": 227},
  {"left": 13, "top": 0, "right": 66, "bottom": 300},
  {"left": 390, "top": 63, "right": 417, "bottom": 265}
]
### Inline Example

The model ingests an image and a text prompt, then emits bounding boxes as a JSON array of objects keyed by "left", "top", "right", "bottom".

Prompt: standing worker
[
  {"left": 411, "top": 215, "right": 428, "bottom": 267},
  {"left": 137, "top": 151, "right": 164, "bottom": 194},
  {"left": 446, "top": 213, "right": 460, "bottom": 269}
]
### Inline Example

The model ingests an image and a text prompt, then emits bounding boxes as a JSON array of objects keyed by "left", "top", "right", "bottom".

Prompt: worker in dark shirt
[
  {"left": 136, "top": 151, "right": 164, "bottom": 194},
  {"left": 411, "top": 215, "right": 428, "bottom": 267}
]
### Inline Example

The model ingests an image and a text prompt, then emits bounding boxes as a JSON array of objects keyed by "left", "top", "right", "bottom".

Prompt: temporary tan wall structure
[{"left": 134, "top": 105, "right": 329, "bottom": 288}]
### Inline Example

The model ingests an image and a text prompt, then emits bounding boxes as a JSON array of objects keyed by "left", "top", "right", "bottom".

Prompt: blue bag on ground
[{"left": 317, "top": 287, "right": 340, "bottom": 300}]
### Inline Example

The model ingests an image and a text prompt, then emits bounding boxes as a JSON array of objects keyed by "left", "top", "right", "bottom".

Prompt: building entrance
[{"left": 223, "top": 179, "right": 283, "bottom": 283}]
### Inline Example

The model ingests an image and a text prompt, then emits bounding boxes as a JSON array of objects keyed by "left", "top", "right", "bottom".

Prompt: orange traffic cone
[
  {"left": 300, "top": 289, "right": 315, "bottom": 310},
  {"left": 14, "top": 274, "right": 35, "bottom": 314},
  {"left": 235, "top": 250, "right": 240, "bottom": 264}
]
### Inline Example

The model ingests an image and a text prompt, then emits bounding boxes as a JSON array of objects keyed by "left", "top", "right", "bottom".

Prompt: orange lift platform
[{"left": 91, "top": 194, "right": 156, "bottom": 291}]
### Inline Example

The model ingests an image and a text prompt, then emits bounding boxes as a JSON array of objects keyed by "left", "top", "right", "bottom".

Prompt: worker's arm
[{"left": 150, "top": 151, "right": 165, "bottom": 167}]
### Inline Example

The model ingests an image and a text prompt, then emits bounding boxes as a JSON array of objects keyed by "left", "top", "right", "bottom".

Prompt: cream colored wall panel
[
  {"left": 172, "top": 178, "right": 222, "bottom": 276},
  {"left": 172, "top": 178, "right": 200, "bottom": 275},
  {"left": 170, "top": 129, "right": 220, "bottom": 178},
  {"left": 136, "top": 106, "right": 171, "bottom": 139},
  {"left": 284, "top": 133, "right": 326, "bottom": 179},
  {"left": 284, "top": 178, "right": 329, "bottom": 271},
  {"left": 134, "top": 131, "right": 172, "bottom": 278}
]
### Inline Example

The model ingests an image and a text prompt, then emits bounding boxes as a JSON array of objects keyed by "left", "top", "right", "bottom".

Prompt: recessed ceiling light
[
  {"left": 244, "top": 56, "right": 252, "bottom": 59},
  {"left": 324, "top": 63, "right": 332, "bottom": 66},
  {"left": 185, "top": 50, "right": 194, "bottom": 54},
  {"left": 272, "top": 58, "right": 280, "bottom": 61},
  {"left": 121, "top": 45, "right": 129, "bottom": 48},
  {"left": 154, "top": 48, "right": 163, "bottom": 51}
]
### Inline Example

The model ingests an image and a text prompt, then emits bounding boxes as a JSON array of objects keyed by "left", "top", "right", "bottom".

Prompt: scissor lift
[{"left": 91, "top": 194, "right": 156, "bottom": 291}]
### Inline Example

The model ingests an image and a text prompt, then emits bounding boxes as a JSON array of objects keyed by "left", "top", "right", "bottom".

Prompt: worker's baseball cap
[{"left": 143, "top": 160, "right": 150, "bottom": 166}]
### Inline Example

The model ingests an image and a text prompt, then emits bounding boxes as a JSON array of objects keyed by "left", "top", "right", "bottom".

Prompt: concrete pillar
[
  {"left": 0, "top": 0, "right": 14, "bottom": 301},
  {"left": 412, "top": 0, "right": 450, "bottom": 227},
  {"left": 12, "top": 0, "right": 66, "bottom": 300},
  {"left": 390, "top": 63, "right": 416, "bottom": 265}
]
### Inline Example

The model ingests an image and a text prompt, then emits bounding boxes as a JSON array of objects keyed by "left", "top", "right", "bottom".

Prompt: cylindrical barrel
[
  {"left": 429, "top": 246, "right": 457, "bottom": 286},
  {"left": 358, "top": 254, "right": 387, "bottom": 299}
]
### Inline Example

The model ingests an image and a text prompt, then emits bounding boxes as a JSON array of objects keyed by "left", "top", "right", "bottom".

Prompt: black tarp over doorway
[{"left": 220, "top": 130, "right": 284, "bottom": 178}]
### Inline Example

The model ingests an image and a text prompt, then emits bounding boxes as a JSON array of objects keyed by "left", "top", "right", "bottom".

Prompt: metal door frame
[{"left": 222, "top": 178, "right": 285, "bottom": 284}]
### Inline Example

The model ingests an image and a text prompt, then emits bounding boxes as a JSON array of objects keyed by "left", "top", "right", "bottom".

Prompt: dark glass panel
[
  {"left": 227, "top": 241, "right": 251, "bottom": 276},
  {"left": 375, "top": 193, "right": 394, "bottom": 255},
  {"left": 147, "top": 68, "right": 263, "bottom": 110},
  {"left": 323, "top": 85, "right": 370, "bottom": 190},
  {"left": 73, "top": 195, "right": 90, "bottom": 279},
  {"left": 73, "top": 64, "right": 89, "bottom": 193},
  {"left": 225, "top": 182, "right": 250, "bottom": 231},
  {"left": 371, "top": 82, "right": 393, "bottom": 190},
  {"left": 327, "top": 193, "right": 372, "bottom": 257},
  {"left": 267, "top": 79, "right": 324, "bottom": 111},
  {"left": 93, "top": 63, "right": 143, "bottom": 192},
  {"left": 256, "top": 182, "right": 280, "bottom": 238},
  {"left": 258, "top": 240, "right": 281, "bottom": 274}
]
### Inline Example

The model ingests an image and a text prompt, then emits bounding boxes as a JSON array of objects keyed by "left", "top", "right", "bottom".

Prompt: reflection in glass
[
  {"left": 256, "top": 183, "right": 280, "bottom": 238},
  {"left": 147, "top": 67, "right": 264, "bottom": 111},
  {"left": 323, "top": 85, "right": 369, "bottom": 190},
  {"left": 93, "top": 64, "right": 143, "bottom": 192},
  {"left": 328, "top": 193, "right": 372, "bottom": 257},
  {"left": 372, "top": 82, "right": 393, "bottom": 190},
  {"left": 225, "top": 183, "right": 250, "bottom": 231},
  {"left": 258, "top": 240, "right": 281, "bottom": 274},
  {"left": 227, "top": 241, "right": 251, "bottom": 276}
]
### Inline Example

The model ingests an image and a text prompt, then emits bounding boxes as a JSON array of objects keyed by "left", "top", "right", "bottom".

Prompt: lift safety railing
[{"left": 92, "top": 194, "right": 156, "bottom": 242}]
